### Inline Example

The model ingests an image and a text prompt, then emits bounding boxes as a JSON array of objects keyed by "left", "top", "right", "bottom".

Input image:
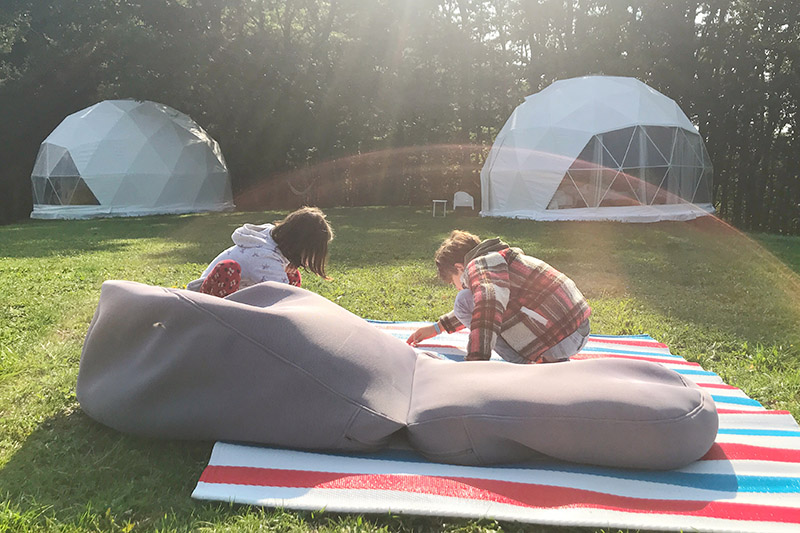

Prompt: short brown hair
[
  {"left": 434, "top": 230, "right": 481, "bottom": 281},
  {"left": 271, "top": 206, "right": 334, "bottom": 279}
]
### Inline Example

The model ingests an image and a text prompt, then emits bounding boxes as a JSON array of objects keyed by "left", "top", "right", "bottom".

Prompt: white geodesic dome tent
[
  {"left": 480, "top": 76, "right": 714, "bottom": 222},
  {"left": 30, "top": 100, "right": 234, "bottom": 219}
]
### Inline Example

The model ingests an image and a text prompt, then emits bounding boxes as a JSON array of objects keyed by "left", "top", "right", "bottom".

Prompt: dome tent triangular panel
[
  {"left": 31, "top": 143, "right": 69, "bottom": 177},
  {"left": 155, "top": 143, "right": 214, "bottom": 207},
  {"left": 503, "top": 171, "right": 540, "bottom": 212},
  {"left": 31, "top": 176, "right": 47, "bottom": 204},
  {"left": 30, "top": 99, "right": 234, "bottom": 219},
  {"left": 49, "top": 150, "right": 80, "bottom": 178},
  {"left": 40, "top": 178, "right": 59, "bottom": 205},
  {"left": 479, "top": 76, "right": 714, "bottom": 222},
  {"left": 191, "top": 171, "right": 234, "bottom": 207},
  {"left": 128, "top": 140, "right": 174, "bottom": 176},
  {"left": 51, "top": 176, "right": 82, "bottom": 205},
  {"left": 148, "top": 123, "right": 186, "bottom": 171}
]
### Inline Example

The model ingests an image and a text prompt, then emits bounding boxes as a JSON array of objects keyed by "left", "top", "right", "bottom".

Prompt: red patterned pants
[{"left": 199, "top": 260, "right": 241, "bottom": 298}]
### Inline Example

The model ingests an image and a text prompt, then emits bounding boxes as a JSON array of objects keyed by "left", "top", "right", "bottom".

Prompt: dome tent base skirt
[
  {"left": 30, "top": 202, "right": 235, "bottom": 220},
  {"left": 480, "top": 203, "right": 715, "bottom": 223}
]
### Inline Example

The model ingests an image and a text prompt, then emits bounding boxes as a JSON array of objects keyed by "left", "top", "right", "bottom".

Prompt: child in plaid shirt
[{"left": 407, "top": 230, "right": 590, "bottom": 363}]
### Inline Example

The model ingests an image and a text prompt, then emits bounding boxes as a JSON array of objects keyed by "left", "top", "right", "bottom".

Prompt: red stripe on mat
[
  {"left": 588, "top": 337, "right": 668, "bottom": 349},
  {"left": 415, "top": 343, "right": 464, "bottom": 351},
  {"left": 199, "top": 465, "right": 800, "bottom": 524},
  {"left": 703, "top": 442, "right": 800, "bottom": 462},
  {"left": 716, "top": 409, "right": 792, "bottom": 415},
  {"left": 697, "top": 383, "right": 739, "bottom": 390},
  {"left": 373, "top": 324, "right": 434, "bottom": 331}
]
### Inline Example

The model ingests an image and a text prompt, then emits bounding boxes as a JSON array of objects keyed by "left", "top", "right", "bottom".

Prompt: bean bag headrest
[{"left": 77, "top": 280, "right": 417, "bottom": 451}]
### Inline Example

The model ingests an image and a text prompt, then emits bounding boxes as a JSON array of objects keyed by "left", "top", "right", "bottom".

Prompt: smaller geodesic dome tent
[
  {"left": 480, "top": 76, "right": 714, "bottom": 222},
  {"left": 30, "top": 100, "right": 234, "bottom": 219}
]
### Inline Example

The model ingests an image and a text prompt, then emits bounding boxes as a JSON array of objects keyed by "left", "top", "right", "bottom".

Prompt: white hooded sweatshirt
[{"left": 192, "top": 223, "right": 290, "bottom": 289}]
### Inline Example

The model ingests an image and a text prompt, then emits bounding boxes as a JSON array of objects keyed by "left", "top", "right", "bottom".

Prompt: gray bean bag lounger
[{"left": 77, "top": 280, "right": 718, "bottom": 470}]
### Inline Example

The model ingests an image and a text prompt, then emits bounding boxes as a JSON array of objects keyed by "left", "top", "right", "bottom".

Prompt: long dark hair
[{"left": 271, "top": 206, "right": 334, "bottom": 279}]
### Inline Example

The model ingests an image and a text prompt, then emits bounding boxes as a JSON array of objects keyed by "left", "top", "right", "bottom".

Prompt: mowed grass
[{"left": 1, "top": 206, "right": 799, "bottom": 533}]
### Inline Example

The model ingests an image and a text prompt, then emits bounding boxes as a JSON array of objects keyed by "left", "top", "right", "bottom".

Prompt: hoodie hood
[
  {"left": 231, "top": 223, "right": 278, "bottom": 249},
  {"left": 464, "top": 237, "right": 510, "bottom": 265}
]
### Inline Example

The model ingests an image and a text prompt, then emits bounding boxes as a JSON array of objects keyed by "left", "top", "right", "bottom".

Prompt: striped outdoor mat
[{"left": 192, "top": 322, "right": 800, "bottom": 533}]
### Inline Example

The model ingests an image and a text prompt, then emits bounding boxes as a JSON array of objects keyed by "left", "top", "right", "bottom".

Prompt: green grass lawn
[{"left": 1, "top": 206, "right": 799, "bottom": 532}]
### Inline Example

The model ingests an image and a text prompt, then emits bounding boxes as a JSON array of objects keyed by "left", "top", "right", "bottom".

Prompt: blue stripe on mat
[
  {"left": 712, "top": 395, "right": 763, "bottom": 407},
  {"left": 674, "top": 368, "right": 718, "bottom": 376},
  {"left": 718, "top": 428, "right": 800, "bottom": 437},
  {"left": 584, "top": 333, "right": 655, "bottom": 340},
  {"left": 580, "top": 346, "right": 685, "bottom": 359},
  {"left": 528, "top": 464, "right": 800, "bottom": 494}
]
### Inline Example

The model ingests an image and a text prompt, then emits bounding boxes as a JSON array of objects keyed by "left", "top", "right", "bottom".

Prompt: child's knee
[
  {"left": 540, "top": 319, "right": 590, "bottom": 363},
  {"left": 200, "top": 260, "right": 242, "bottom": 298}
]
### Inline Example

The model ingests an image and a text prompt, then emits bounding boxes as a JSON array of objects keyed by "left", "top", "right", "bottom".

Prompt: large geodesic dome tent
[
  {"left": 480, "top": 76, "right": 714, "bottom": 222},
  {"left": 30, "top": 100, "right": 234, "bottom": 219}
]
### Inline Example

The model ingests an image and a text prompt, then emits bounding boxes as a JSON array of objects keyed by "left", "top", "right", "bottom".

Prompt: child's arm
[
  {"left": 406, "top": 311, "right": 464, "bottom": 345},
  {"left": 242, "top": 253, "right": 290, "bottom": 285},
  {"left": 406, "top": 324, "right": 439, "bottom": 346}
]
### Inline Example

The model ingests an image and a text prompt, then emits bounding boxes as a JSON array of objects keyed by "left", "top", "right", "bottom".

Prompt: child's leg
[
  {"left": 537, "top": 319, "right": 590, "bottom": 363},
  {"left": 493, "top": 338, "right": 528, "bottom": 363},
  {"left": 199, "top": 259, "right": 242, "bottom": 298},
  {"left": 453, "top": 289, "right": 527, "bottom": 363}
]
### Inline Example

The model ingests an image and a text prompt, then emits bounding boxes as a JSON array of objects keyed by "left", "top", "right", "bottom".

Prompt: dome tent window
[
  {"left": 32, "top": 175, "right": 100, "bottom": 206},
  {"left": 546, "top": 125, "right": 712, "bottom": 210}
]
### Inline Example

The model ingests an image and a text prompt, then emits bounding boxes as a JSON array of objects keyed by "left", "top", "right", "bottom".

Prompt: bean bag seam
[
  {"left": 417, "top": 448, "right": 477, "bottom": 460},
  {"left": 405, "top": 355, "right": 421, "bottom": 430},
  {"left": 462, "top": 418, "right": 484, "bottom": 464},
  {"left": 337, "top": 409, "right": 360, "bottom": 448},
  {"left": 407, "top": 393, "right": 709, "bottom": 427}
]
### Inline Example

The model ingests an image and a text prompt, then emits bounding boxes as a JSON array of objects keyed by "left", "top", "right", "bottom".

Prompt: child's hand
[
  {"left": 285, "top": 265, "right": 301, "bottom": 287},
  {"left": 406, "top": 325, "right": 439, "bottom": 346}
]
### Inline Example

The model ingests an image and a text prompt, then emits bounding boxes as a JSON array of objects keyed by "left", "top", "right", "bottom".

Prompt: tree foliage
[{"left": 0, "top": 1, "right": 797, "bottom": 233}]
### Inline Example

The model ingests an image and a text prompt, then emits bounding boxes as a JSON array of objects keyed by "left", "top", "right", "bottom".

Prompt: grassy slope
[{"left": 1, "top": 207, "right": 798, "bottom": 532}]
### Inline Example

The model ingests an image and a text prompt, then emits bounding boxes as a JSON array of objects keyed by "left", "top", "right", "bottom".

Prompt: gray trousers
[{"left": 453, "top": 289, "right": 590, "bottom": 363}]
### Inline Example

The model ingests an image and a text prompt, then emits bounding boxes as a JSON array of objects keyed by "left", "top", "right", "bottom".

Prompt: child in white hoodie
[{"left": 189, "top": 207, "right": 334, "bottom": 297}]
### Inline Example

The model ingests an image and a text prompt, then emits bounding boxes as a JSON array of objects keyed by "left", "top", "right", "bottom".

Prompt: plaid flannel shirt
[{"left": 438, "top": 246, "right": 590, "bottom": 362}]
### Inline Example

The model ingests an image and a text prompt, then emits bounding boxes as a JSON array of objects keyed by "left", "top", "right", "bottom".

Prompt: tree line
[{"left": 1, "top": 1, "right": 797, "bottom": 233}]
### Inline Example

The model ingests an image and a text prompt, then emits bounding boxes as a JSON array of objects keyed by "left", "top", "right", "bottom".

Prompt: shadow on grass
[
  {"left": 1, "top": 207, "right": 525, "bottom": 269},
  {"left": 0, "top": 410, "right": 598, "bottom": 532},
  {"left": 0, "top": 409, "right": 212, "bottom": 522},
  {"left": 0, "top": 213, "right": 247, "bottom": 261}
]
